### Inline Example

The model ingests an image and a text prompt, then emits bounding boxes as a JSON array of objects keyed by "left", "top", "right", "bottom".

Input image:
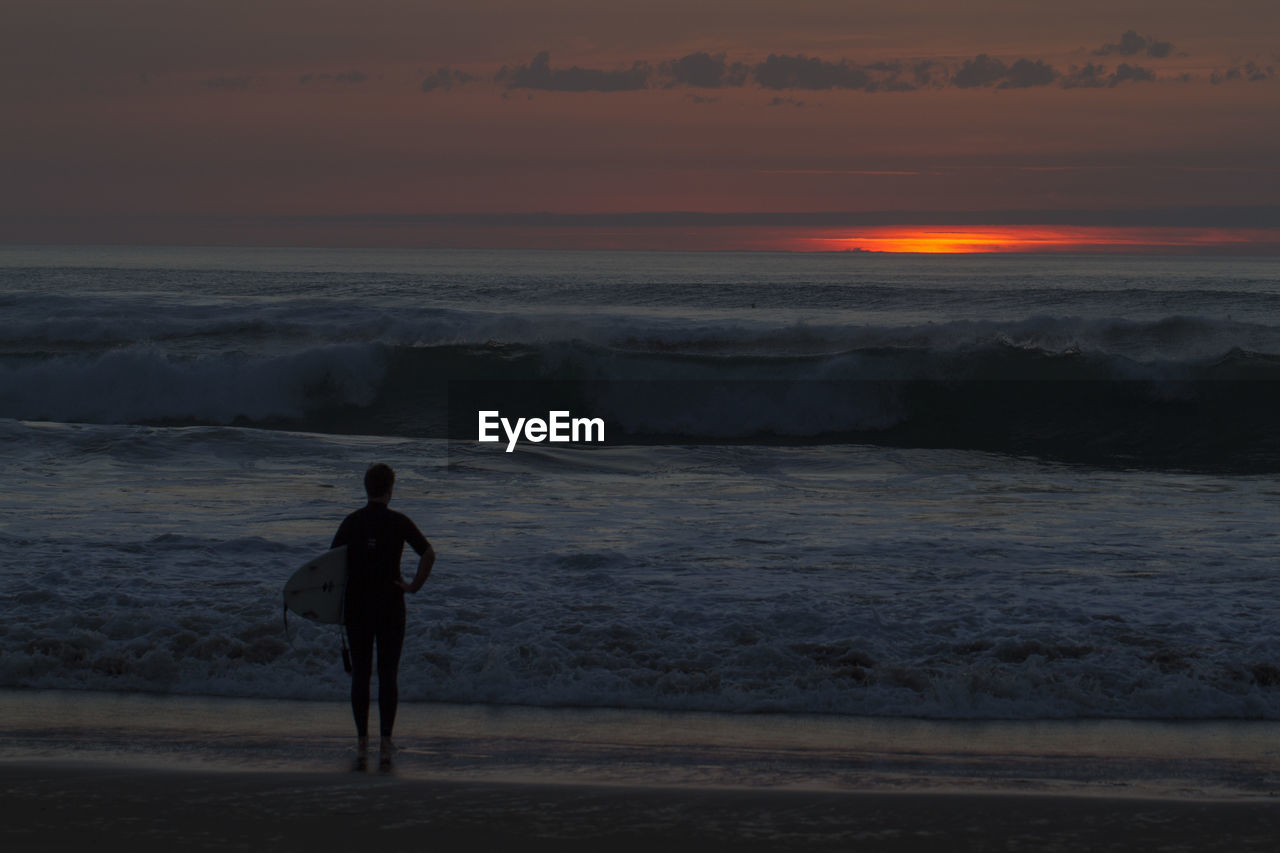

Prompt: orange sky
[{"left": 2, "top": 1, "right": 1279, "bottom": 252}]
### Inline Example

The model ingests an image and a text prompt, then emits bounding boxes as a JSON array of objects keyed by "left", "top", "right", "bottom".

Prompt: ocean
[{"left": 2, "top": 244, "right": 1278, "bottom": 723}]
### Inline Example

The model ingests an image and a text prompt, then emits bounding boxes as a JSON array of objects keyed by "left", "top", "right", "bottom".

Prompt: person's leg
[
  {"left": 375, "top": 610, "right": 406, "bottom": 747},
  {"left": 346, "top": 620, "right": 375, "bottom": 748}
]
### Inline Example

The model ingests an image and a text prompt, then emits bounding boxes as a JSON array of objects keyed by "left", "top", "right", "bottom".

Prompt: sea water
[{"left": 2, "top": 246, "right": 1278, "bottom": 721}]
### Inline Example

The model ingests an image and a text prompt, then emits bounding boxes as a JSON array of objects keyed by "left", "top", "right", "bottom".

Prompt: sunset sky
[{"left": 3, "top": 0, "right": 1279, "bottom": 252}]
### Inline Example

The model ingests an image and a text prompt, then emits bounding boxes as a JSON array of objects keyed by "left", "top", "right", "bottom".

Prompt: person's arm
[{"left": 398, "top": 542, "right": 434, "bottom": 593}]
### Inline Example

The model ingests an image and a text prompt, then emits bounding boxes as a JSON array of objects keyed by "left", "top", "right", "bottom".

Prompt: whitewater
[{"left": 1, "top": 245, "right": 1278, "bottom": 720}]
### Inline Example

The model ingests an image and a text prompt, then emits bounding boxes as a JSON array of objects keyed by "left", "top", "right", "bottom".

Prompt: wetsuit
[{"left": 331, "top": 502, "right": 430, "bottom": 740}]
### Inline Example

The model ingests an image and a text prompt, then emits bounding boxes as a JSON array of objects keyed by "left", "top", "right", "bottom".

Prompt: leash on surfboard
[{"left": 282, "top": 593, "right": 295, "bottom": 648}]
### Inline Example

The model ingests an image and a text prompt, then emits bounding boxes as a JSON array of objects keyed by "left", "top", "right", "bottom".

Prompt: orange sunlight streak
[{"left": 795, "top": 226, "right": 1280, "bottom": 254}]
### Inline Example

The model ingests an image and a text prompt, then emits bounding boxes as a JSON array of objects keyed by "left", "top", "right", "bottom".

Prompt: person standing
[{"left": 331, "top": 463, "right": 434, "bottom": 757}]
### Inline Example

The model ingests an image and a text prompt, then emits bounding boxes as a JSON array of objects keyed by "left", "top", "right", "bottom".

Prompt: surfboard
[{"left": 283, "top": 546, "right": 347, "bottom": 624}]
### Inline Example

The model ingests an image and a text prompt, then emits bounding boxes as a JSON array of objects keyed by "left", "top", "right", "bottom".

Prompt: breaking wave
[{"left": 3, "top": 315, "right": 1279, "bottom": 471}]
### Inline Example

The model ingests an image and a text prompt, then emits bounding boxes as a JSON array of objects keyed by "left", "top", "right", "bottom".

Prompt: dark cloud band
[{"left": 433, "top": 31, "right": 1260, "bottom": 96}]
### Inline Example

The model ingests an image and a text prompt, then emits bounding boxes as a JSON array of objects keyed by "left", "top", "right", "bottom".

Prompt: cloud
[
  {"left": 1245, "top": 61, "right": 1276, "bottom": 81},
  {"left": 470, "top": 32, "right": 1259, "bottom": 99},
  {"left": 497, "top": 52, "right": 651, "bottom": 92},
  {"left": 951, "top": 54, "right": 1007, "bottom": 88},
  {"left": 421, "top": 67, "right": 479, "bottom": 92},
  {"left": 1001, "top": 58, "right": 1057, "bottom": 88},
  {"left": 1060, "top": 63, "right": 1109, "bottom": 89},
  {"left": 1212, "top": 62, "right": 1277, "bottom": 84},
  {"left": 767, "top": 96, "right": 806, "bottom": 107},
  {"left": 482, "top": 49, "right": 1173, "bottom": 96},
  {"left": 1094, "top": 30, "right": 1175, "bottom": 58},
  {"left": 912, "top": 60, "right": 944, "bottom": 88},
  {"left": 662, "top": 52, "right": 748, "bottom": 88},
  {"left": 1110, "top": 63, "right": 1156, "bottom": 86},
  {"left": 753, "top": 54, "right": 876, "bottom": 91},
  {"left": 952, "top": 55, "right": 1056, "bottom": 89},
  {"left": 480, "top": 43, "right": 1264, "bottom": 97},
  {"left": 1061, "top": 62, "right": 1156, "bottom": 87}
]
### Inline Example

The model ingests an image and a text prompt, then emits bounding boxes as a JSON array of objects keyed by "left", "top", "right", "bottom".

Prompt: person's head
[{"left": 364, "top": 463, "right": 395, "bottom": 503}]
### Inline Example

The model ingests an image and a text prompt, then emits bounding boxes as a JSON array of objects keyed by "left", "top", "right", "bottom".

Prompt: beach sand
[
  {"left": 5, "top": 761, "right": 1279, "bottom": 852},
  {"left": 2, "top": 689, "right": 1278, "bottom": 851}
]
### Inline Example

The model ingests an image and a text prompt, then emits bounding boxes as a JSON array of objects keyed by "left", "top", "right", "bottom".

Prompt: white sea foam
[
  {"left": 2, "top": 250, "right": 1279, "bottom": 720},
  {"left": 2, "top": 420, "right": 1277, "bottom": 719}
]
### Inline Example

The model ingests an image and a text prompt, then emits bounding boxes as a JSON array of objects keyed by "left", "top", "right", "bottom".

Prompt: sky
[{"left": 3, "top": 0, "right": 1279, "bottom": 252}]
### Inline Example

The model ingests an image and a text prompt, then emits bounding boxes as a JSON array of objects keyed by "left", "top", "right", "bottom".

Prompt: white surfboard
[{"left": 283, "top": 546, "right": 347, "bottom": 624}]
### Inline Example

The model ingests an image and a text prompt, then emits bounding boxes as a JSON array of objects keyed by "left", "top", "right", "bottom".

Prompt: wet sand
[
  {"left": 3, "top": 689, "right": 1279, "bottom": 851},
  {"left": 5, "top": 759, "right": 1280, "bottom": 852}
]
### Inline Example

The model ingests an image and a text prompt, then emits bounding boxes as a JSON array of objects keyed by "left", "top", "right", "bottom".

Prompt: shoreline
[{"left": 3, "top": 688, "right": 1278, "bottom": 800}]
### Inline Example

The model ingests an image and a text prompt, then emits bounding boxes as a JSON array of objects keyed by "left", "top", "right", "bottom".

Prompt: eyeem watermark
[{"left": 478, "top": 410, "right": 605, "bottom": 452}]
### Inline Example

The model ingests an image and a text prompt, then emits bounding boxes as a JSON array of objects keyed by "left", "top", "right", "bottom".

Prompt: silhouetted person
[{"left": 331, "top": 463, "right": 434, "bottom": 760}]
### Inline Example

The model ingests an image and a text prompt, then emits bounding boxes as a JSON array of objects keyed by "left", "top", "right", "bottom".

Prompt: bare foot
[
  {"left": 379, "top": 737, "right": 396, "bottom": 755},
  {"left": 357, "top": 736, "right": 369, "bottom": 753}
]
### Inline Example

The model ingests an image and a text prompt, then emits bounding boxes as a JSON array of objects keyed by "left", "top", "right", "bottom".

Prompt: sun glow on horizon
[{"left": 797, "top": 226, "right": 1280, "bottom": 254}]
